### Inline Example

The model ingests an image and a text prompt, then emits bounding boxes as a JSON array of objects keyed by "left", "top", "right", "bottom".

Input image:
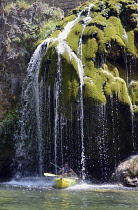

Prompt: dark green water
[{"left": 0, "top": 178, "right": 138, "bottom": 210}]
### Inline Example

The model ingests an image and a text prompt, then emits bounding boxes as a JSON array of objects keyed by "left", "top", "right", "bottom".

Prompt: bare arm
[
  {"left": 57, "top": 168, "right": 63, "bottom": 175},
  {"left": 71, "top": 168, "right": 78, "bottom": 177}
]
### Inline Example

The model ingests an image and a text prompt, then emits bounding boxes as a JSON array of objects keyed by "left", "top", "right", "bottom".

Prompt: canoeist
[{"left": 58, "top": 163, "right": 77, "bottom": 177}]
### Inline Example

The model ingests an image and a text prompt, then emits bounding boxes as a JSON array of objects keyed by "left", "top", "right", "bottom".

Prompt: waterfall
[
  {"left": 14, "top": 39, "right": 52, "bottom": 176},
  {"left": 14, "top": 4, "right": 94, "bottom": 177},
  {"left": 97, "top": 104, "right": 109, "bottom": 179},
  {"left": 129, "top": 98, "right": 136, "bottom": 153},
  {"left": 13, "top": 1, "right": 137, "bottom": 181},
  {"left": 80, "top": 3, "right": 94, "bottom": 180},
  {"left": 110, "top": 94, "right": 120, "bottom": 167}
]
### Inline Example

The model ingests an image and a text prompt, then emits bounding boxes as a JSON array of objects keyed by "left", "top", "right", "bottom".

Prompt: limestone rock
[{"left": 112, "top": 155, "right": 138, "bottom": 187}]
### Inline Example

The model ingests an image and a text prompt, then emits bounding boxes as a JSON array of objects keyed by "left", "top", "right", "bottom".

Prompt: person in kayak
[{"left": 58, "top": 163, "right": 77, "bottom": 177}]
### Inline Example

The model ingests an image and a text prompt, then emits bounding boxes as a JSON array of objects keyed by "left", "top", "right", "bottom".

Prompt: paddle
[
  {"left": 50, "top": 162, "right": 61, "bottom": 169},
  {"left": 44, "top": 173, "right": 58, "bottom": 177}
]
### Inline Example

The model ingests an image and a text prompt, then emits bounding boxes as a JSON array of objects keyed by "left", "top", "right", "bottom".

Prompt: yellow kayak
[{"left": 54, "top": 177, "right": 77, "bottom": 188}]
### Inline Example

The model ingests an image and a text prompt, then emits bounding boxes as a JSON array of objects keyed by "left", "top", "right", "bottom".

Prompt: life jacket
[{"left": 63, "top": 167, "right": 72, "bottom": 174}]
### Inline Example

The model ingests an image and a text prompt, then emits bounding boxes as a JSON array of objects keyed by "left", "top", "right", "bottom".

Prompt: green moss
[
  {"left": 59, "top": 50, "right": 80, "bottom": 117},
  {"left": 97, "top": 69, "right": 115, "bottom": 95},
  {"left": 88, "top": 16, "right": 107, "bottom": 30},
  {"left": 102, "top": 62, "right": 119, "bottom": 77},
  {"left": 37, "top": 0, "right": 136, "bottom": 108},
  {"left": 84, "top": 61, "right": 96, "bottom": 79},
  {"left": 60, "top": 63, "right": 79, "bottom": 101},
  {"left": 78, "top": 1, "right": 90, "bottom": 11},
  {"left": 127, "top": 4, "right": 138, "bottom": 12},
  {"left": 50, "top": 30, "right": 61, "bottom": 38},
  {"left": 39, "top": 20, "right": 60, "bottom": 40},
  {"left": 108, "top": 3, "right": 122, "bottom": 16},
  {"left": 68, "top": 8, "right": 80, "bottom": 16},
  {"left": 36, "top": 40, "right": 45, "bottom": 46},
  {"left": 129, "top": 81, "right": 138, "bottom": 105},
  {"left": 126, "top": 28, "right": 136, "bottom": 55},
  {"left": 99, "top": 35, "right": 125, "bottom": 53},
  {"left": 57, "top": 14, "right": 77, "bottom": 30},
  {"left": 107, "top": 16, "right": 124, "bottom": 36},
  {"left": 84, "top": 77, "right": 106, "bottom": 104},
  {"left": 82, "top": 38, "right": 98, "bottom": 60},
  {"left": 114, "top": 77, "right": 130, "bottom": 104},
  {"left": 66, "top": 23, "right": 83, "bottom": 53},
  {"left": 39, "top": 40, "right": 58, "bottom": 84},
  {"left": 84, "top": 67, "right": 130, "bottom": 105},
  {"left": 133, "top": 105, "right": 138, "bottom": 114}
]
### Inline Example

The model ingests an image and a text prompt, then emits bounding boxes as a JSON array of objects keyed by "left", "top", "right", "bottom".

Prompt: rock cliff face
[
  {"left": 45, "top": 0, "right": 86, "bottom": 15},
  {"left": 0, "top": 1, "right": 63, "bottom": 177},
  {"left": 0, "top": 1, "right": 63, "bottom": 120}
]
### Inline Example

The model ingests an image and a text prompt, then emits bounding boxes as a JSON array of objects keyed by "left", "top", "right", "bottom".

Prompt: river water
[{"left": 0, "top": 177, "right": 138, "bottom": 209}]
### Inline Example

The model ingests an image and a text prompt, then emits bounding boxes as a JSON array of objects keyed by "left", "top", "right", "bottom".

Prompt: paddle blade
[{"left": 44, "top": 173, "right": 58, "bottom": 177}]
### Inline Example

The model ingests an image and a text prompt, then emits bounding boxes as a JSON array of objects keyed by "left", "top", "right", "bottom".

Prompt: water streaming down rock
[
  {"left": 14, "top": 39, "right": 52, "bottom": 176},
  {"left": 14, "top": 1, "right": 138, "bottom": 180},
  {"left": 110, "top": 95, "right": 120, "bottom": 167},
  {"left": 77, "top": 3, "right": 94, "bottom": 180},
  {"left": 96, "top": 104, "right": 109, "bottom": 179},
  {"left": 14, "top": 7, "right": 90, "bottom": 177}
]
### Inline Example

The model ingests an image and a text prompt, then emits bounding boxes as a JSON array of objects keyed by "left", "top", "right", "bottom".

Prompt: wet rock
[{"left": 112, "top": 155, "right": 138, "bottom": 187}]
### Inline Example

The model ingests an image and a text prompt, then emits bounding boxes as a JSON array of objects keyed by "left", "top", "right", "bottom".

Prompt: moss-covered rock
[
  {"left": 39, "top": 0, "right": 137, "bottom": 116},
  {"left": 129, "top": 80, "right": 138, "bottom": 105}
]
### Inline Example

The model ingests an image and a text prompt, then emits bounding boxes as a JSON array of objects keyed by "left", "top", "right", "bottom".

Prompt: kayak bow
[{"left": 54, "top": 177, "right": 77, "bottom": 188}]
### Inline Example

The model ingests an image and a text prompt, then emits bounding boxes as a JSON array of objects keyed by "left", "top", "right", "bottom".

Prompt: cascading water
[
  {"left": 13, "top": 1, "right": 137, "bottom": 181},
  {"left": 14, "top": 6, "right": 91, "bottom": 177},
  {"left": 14, "top": 39, "right": 52, "bottom": 176},
  {"left": 97, "top": 104, "right": 109, "bottom": 179},
  {"left": 53, "top": 52, "right": 61, "bottom": 174}
]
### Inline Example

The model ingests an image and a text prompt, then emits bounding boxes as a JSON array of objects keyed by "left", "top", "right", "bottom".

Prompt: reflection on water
[{"left": 0, "top": 178, "right": 138, "bottom": 210}]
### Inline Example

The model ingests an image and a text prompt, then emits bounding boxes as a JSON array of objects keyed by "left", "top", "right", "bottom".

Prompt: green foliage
[
  {"left": 16, "top": 0, "right": 31, "bottom": 9},
  {"left": 4, "top": 2, "right": 15, "bottom": 12},
  {"left": 0, "top": 110, "right": 18, "bottom": 137},
  {"left": 39, "top": 20, "right": 60, "bottom": 40},
  {"left": 0, "top": 110, "right": 18, "bottom": 159}
]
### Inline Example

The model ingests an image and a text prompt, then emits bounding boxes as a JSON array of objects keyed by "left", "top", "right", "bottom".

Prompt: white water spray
[{"left": 14, "top": 39, "right": 52, "bottom": 176}]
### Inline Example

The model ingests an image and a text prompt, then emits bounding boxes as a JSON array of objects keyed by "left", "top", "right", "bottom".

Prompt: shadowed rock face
[{"left": 112, "top": 155, "right": 138, "bottom": 187}]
